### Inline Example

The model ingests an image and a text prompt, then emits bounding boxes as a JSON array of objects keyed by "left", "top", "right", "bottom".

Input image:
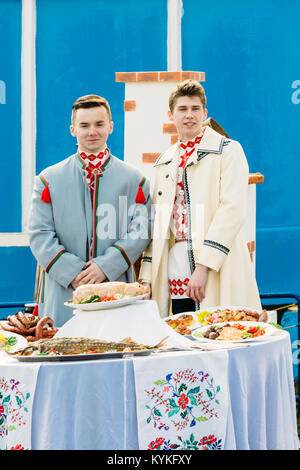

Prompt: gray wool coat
[{"left": 28, "top": 152, "right": 152, "bottom": 327}]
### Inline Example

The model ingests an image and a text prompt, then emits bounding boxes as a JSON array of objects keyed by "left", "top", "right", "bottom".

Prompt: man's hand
[
  {"left": 185, "top": 264, "right": 209, "bottom": 303},
  {"left": 140, "top": 281, "right": 151, "bottom": 300},
  {"left": 71, "top": 261, "right": 106, "bottom": 289}
]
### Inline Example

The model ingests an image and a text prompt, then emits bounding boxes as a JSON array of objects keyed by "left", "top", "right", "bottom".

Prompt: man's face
[
  {"left": 70, "top": 106, "right": 113, "bottom": 154},
  {"left": 168, "top": 95, "right": 207, "bottom": 142}
]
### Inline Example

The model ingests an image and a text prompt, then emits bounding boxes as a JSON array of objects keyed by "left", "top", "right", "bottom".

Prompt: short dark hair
[{"left": 71, "top": 94, "right": 112, "bottom": 125}]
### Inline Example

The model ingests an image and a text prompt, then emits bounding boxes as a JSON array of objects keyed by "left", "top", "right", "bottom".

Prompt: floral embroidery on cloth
[
  {"left": 133, "top": 351, "right": 229, "bottom": 450},
  {"left": 0, "top": 361, "right": 40, "bottom": 450}
]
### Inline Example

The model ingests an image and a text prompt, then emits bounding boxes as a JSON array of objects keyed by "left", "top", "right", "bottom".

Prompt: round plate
[
  {"left": 164, "top": 306, "right": 267, "bottom": 331},
  {"left": 0, "top": 329, "right": 28, "bottom": 353},
  {"left": 64, "top": 294, "right": 147, "bottom": 312},
  {"left": 192, "top": 321, "right": 277, "bottom": 343}
]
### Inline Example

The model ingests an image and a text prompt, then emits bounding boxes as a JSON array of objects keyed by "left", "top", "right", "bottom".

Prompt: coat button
[
  {"left": 158, "top": 191, "right": 162, "bottom": 196},
  {"left": 165, "top": 174, "right": 169, "bottom": 178}
]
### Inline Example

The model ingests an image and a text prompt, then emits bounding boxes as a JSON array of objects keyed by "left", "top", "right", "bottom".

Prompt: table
[{"left": 0, "top": 331, "right": 299, "bottom": 450}]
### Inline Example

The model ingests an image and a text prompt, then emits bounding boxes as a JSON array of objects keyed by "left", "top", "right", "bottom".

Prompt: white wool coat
[{"left": 139, "top": 126, "right": 262, "bottom": 317}]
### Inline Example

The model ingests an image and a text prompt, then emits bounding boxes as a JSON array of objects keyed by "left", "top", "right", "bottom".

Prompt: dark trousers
[{"left": 171, "top": 298, "right": 196, "bottom": 315}]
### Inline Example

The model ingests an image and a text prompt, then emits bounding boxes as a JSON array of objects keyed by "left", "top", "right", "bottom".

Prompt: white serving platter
[{"left": 65, "top": 294, "right": 147, "bottom": 312}]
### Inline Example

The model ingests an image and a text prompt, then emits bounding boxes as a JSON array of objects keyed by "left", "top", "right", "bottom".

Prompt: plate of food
[
  {"left": 0, "top": 329, "right": 27, "bottom": 353},
  {"left": 195, "top": 306, "right": 268, "bottom": 325},
  {"left": 192, "top": 321, "right": 277, "bottom": 343},
  {"left": 65, "top": 281, "right": 149, "bottom": 311},
  {"left": 164, "top": 306, "right": 269, "bottom": 336}
]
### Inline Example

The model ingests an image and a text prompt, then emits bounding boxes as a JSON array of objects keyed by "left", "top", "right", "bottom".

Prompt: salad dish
[{"left": 0, "top": 329, "right": 27, "bottom": 353}]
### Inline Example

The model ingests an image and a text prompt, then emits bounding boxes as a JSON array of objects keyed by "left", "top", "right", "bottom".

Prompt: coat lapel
[{"left": 188, "top": 126, "right": 226, "bottom": 166}]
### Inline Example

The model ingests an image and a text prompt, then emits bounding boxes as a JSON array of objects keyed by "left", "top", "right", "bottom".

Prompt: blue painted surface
[
  {"left": 281, "top": 311, "right": 299, "bottom": 379},
  {"left": 35, "top": 0, "right": 167, "bottom": 173},
  {"left": 0, "top": 0, "right": 21, "bottom": 232},
  {"left": 0, "top": 247, "right": 36, "bottom": 319},
  {"left": 181, "top": 0, "right": 300, "bottom": 296}
]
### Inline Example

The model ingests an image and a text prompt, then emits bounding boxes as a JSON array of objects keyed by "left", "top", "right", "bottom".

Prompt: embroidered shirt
[
  {"left": 78, "top": 147, "right": 110, "bottom": 200},
  {"left": 170, "top": 128, "right": 206, "bottom": 241}
]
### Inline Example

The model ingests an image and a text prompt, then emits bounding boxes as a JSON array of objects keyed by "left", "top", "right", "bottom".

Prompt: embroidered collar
[{"left": 179, "top": 128, "right": 206, "bottom": 150}]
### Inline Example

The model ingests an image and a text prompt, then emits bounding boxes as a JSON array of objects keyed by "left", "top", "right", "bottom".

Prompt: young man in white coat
[
  {"left": 28, "top": 94, "right": 151, "bottom": 326},
  {"left": 139, "top": 80, "right": 261, "bottom": 316}
]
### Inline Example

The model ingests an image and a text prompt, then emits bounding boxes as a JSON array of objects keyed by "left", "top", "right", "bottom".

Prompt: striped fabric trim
[
  {"left": 92, "top": 175, "right": 100, "bottom": 257},
  {"left": 203, "top": 239, "right": 229, "bottom": 255},
  {"left": 45, "top": 249, "right": 67, "bottom": 273},
  {"left": 39, "top": 174, "right": 48, "bottom": 186},
  {"left": 38, "top": 270, "right": 45, "bottom": 304},
  {"left": 139, "top": 176, "right": 146, "bottom": 187},
  {"left": 112, "top": 244, "right": 131, "bottom": 268},
  {"left": 76, "top": 153, "right": 86, "bottom": 168}
]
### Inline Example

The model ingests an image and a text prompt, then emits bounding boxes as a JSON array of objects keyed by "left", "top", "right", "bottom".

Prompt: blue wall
[
  {"left": 36, "top": 0, "right": 167, "bottom": 172},
  {"left": 0, "top": 0, "right": 21, "bottom": 232},
  {"left": 181, "top": 0, "right": 300, "bottom": 296}
]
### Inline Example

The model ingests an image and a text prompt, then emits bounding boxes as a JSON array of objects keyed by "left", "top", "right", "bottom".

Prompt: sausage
[
  {"left": 16, "top": 311, "right": 31, "bottom": 328},
  {"left": 0, "top": 321, "right": 22, "bottom": 334},
  {"left": 41, "top": 327, "right": 58, "bottom": 338},
  {"left": 35, "top": 317, "right": 54, "bottom": 340},
  {"left": 7, "top": 315, "right": 28, "bottom": 334}
]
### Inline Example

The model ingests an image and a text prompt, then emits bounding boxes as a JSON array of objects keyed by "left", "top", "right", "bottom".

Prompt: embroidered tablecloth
[
  {"left": 133, "top": 350, "right": 229, "bottom": 450},
  {"left": 0, "top": 354, "right": 40, "bottom": 450}
]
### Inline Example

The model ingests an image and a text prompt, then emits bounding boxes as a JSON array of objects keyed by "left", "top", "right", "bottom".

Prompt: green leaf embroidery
[
  {"left": 178, "top": 383, "right": 187, "bottom": 393},
  {"left": 168, "top": 398, "right": 178, "bottom": 408},
  {"left": 195, "top": 416, "right": 208, "bottom": 422},
  {"left": 154, "top": 379, "right": 167, "bottom": 385},
  {"left": 16, "top": 395, "right": 22, "bottom": 407},
  {"left": 168, "top": 408, "right": 180, "bottom": 418},
  {"left": 189, "top": 395, "right": 198, "bottom": 406},
  {"left": 206, "top": 388, "right": 213, "bottom": 399},
  {"left": 187, "top": 386, "right": 200, "bottom": 395}
]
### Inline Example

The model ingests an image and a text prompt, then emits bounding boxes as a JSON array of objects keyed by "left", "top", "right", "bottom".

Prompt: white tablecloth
[{"left": 0, "top": 331, "right": 298, "bottom": 450}]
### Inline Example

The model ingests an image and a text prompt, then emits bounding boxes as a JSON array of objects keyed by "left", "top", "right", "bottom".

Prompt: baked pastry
[
  {"left": 72, "top": 281, "right": 150, "bottom": 304},
  {"left": 176, "top": 314, "right": 194, "bottom": 327},
  {"left": 166, "top": 318, "right": 180, "bottom": 328}
]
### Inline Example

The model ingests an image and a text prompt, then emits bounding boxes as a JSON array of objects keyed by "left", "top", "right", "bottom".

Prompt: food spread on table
[
  {"left": 0, "top": 312, "right": 58, "bottom": 342},
  {"left": 193, "top": 322, "right": 267, "bottom": 341},
  {"left": 197, "top": 307, "right": 268, "bottom": 325},
  {"left": 8, "top": 336, "right": 168, "bottom": 357},
  {"left": 165, "top": 307, "right": 269, "bottom": 336},
  {"left": 72, "top": 281, "right": 149, "bottom": 304}
]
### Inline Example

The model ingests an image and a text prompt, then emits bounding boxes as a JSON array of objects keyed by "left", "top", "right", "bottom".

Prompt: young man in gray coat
[{"left": 28, "top": 94, "right": 151, "bottom": 327}]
